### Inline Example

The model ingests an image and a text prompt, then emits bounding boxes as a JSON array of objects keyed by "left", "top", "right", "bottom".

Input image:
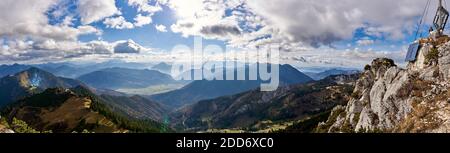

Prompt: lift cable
[
  {"left": 415, "top": 0, "right": 431, "bottom": 40},
  {"left": 445, "top": 0, "right": 449, "bottom": 34}
]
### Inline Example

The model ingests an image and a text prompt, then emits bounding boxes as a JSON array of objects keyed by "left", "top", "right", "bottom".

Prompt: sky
[{"left": 0, "top": 0, "right": 447, "bottom": 69}]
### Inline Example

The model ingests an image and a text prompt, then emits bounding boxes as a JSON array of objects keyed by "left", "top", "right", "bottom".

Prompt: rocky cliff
[
  {"left": 318, "top": 42, "right": 450, "bottom": 133},
  {"left": 0, "top": 116, "right": 14, "bottom": 133},
  {"left": 0, "top": 125, "right": 14, "bottom": 133}
]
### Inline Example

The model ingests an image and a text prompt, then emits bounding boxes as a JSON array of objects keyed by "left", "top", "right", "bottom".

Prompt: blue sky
[
  {"left": 75, "top": 1, "right": 227, "bottom": 49},
  {"left": 0, "top": 0, "right": 443, "bottom": 69}
]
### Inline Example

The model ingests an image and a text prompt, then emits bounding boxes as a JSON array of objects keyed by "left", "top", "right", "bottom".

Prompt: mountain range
[
  {"left": 35, "top": 64, "right": 95, "bottom": 78},
  {"left": 151, "top": 62, "right": 172, "bottom": 75},
  {"left": 0, "top": 67, "right": 85, "bottom": 107},
  {"left": 1, "top": 87, "right": 169, "bottom": 133},
  {"left": 0, "top": 64, "right": 31, "bottom": 78},
  {"left": 305, "top": 69, "right": 360, "bottom": 80},
  {"left": 0, "top": 67, "right": 174, "bottom": 133},
  {"left": 99, "top": 94, "right": 170, "bottom": 121},
  {"left": 0, "top": 61, "right": 369, "bottom": 133},
  {"left": 77, "top": 67, "right": 175, "bottom": 90},
  {"left": 171, "top": 74, "right": 358, "bottom": 131},
  {"left": 0, "top": 62, "right": 145, "bottom": 79},
  {"left": 150, "top": 64, "right": 314, "bottom": 108}
]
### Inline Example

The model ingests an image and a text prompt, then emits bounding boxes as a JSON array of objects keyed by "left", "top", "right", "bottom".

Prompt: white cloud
[
  {"left": 134, "top": 14, "right": 153, "bottom": 27},
  {"left": 127, "top": 0, "right": 164, "bottom": 28},
  {"left": 153, "top": 0, "right": 429, "bottom": 69},
  {"left": 104, "top": 14, "right": 154, "bottom": 30},
  {"left": 0, "top": 0, "right": 152, "bottom": 64},
  {"left": 104, "top": 16, "right": 135, "bottom": 29},
  {"left": 113, "top": 39, "right": 144, "bottom": 53},
  {"left": 0, "top": 0, "right": 101, "bottom": 41},
  {"left": 162, "top": 0, "right": 427, "bottom": 49},
  {"left": 155, "top": 24, "right": 167, "bottom": 32},
  {"left": 167, "top": 0, "right": 245, "bottom": 41},
  {"left": 77, "top": 0, "right": 121, "bottom": 25},
  {"left": 356, "top": 38, "right": 375, "bottom": 46},
  {"left": 61, "top": 16, "right": 75, "bottom": 27},
  {"left": 128, "top": 0, "right": 163, "bottom": 14},
  {"left": 200, "top": 24, "right": 241, "bottom": 38},
  {"left": 245, "top": 0, "right": 425, "bottom": 47},
  {"left": 0, "top": 38, "right": 150, "bottom": 63},
  {"left": 283, "top": 47, "right": 407, "bottom": 69},
  {"left": 0, "top": 0, "right": 432, "bottom": 67},
  {"left": 0, "top": 39, "right": 111, "bottom": 63}
]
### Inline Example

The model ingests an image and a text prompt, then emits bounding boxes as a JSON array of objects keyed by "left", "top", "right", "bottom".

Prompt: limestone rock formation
[
  {"left": 0, "top": 127, "right": 14, "bottom": 133},
  {"left": 0, "top": 116, "right": 14, "bottom": 133},
  {"left": 319, "top": 42, "right": 450, "bottom": 133}
]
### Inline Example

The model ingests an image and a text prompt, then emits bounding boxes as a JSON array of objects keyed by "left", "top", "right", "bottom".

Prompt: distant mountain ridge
[
  {"left": 151, "top": 62, "right": 172, "bottom": 75},
  {"left": 0, "top": 67, "right": 85, "bottom": 107},
  {"left": 0, "top": 67, "right": 172, "bottom": 122},
  {"left": 172, "top": 74, "right": 358, "bottom": 131},
  {"left": 305, "top": 69, "right": 360, "bottom": 80},
  {"left": 1, "top": 87, "right": 169, "bottom": 133},
  {"left": 0, "top": 64, "right": 31, "bottom": 78},
  {"left": 150, "top": 64, "right": 314, "bottom": 108},
  {"left": 77, "top": 67, "right": 175, "bottom": 90},
  {"left": 34, "top": 61, "right": 154, "bottom": 78},
  {"left": 35, "top": 64, "right": 94, "bottom": 78}
]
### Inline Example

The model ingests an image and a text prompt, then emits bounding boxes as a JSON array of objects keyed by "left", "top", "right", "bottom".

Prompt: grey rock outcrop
[
  {"left": 319, "top": 42, "right": 450, "bottom": 133},
  {"left": 0, "top": 115, "right": 14, "bottom": 133},
  {"left": 0, "top": 128, "right": 14, "bottom": 133}
]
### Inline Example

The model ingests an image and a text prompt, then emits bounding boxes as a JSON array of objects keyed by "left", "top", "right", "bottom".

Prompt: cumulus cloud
[
  {"left": 153, "top": 0, "right": 427, "bottom": 69},
  {"left": 0, "top": 38, "right": 149, "bottom": 63},
  {"left": 200, "top": 25, "right": 241, "bottom": 37},
  {"left": 0, "top": 0, "right": 121, "bottom": 64},
  {"left": 77, "top": 0, "right": 121, "bottom": 25},
  {"left": 283, "top": 47, "right": 407, "bottom": 69},
  {"left": 0, "top": 39, "right": 113, "bottom": 63},
  {"left": 356, "top": 37, "right": 375, "bottom": 46},
  {"left": 127, "top": 0, "right": 164, "bottom": 28},
  {"left": 104, "top": 14, "right": 155, "bottom": 29},
  {"left": 245, "top": 0, "right": 425, "bottom": 47},
  {"left": 162, "top": 0, "right": 428, "bottom": 49},
  {"left": 0, "top": 0, "right": 151, "bottom": 63},
  {"left": 0, "top": 0, "right": 101, "bottom": 41},
  {"left": 104, "top": 16, "right": 135, "bottom": 29},
  {"left": 155, "top": 24, "right": 168, "bottom": 32},
  {"left": 113, "top": 39, "right": 144, "bottom": 53},
  {"left": 0, "top": 0, "right": 433, "bottom": 67},
  {"left": 166, "top": 0, "right": 248, "bottom": 41},
  {"left": 134, "top": 14, "right": 153, "bottom": 27},
  {"left": 104, "top": 14, "right": 153, "bottom": 29},
  {"left": 129, "top": 0, "right": 164, "bottom": 13}
]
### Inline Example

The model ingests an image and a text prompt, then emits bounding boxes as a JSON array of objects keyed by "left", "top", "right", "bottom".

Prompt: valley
[
  {"left": 171, "top": 74, "right": 358, "bottom": 132},
  {"left": 150, "top": 64, "right": 315, "bottom": 108},
  {"left": 1, "top": 87, "right": 169, "bottom": 133},
  {"left": 116, "top": 83, "right": 186, "bottom": 96},
  {"left": 4, "top": 2, "right": 450, "bottom": 151},
  {"left": 77, "top": 67, "right": 176, "bottom": 90},
  {"left": 0, "top": 62, "right": 360, "bottom": 133}
]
